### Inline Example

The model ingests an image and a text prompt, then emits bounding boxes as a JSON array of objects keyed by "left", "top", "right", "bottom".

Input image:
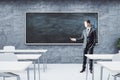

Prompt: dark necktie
[{"left": 87, "top": 29, "right": 89, "bottom": 36}]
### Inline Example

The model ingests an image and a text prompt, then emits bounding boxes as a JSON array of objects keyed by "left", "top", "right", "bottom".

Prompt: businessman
[{"left": 70, "top": 20, "right": 96, "bottom": 73}]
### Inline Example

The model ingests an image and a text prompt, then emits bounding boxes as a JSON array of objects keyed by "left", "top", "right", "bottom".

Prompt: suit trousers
[{"left": 82, "top": 46, "right": 94, "bottom": 70}]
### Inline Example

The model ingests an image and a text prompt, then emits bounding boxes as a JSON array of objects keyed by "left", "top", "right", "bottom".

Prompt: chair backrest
[
  {"left": 3, "top": 46, "right": 15, "bottom": 54},
  {"left": 112, "top": 53, "right": 120, "bottom": 61},
  {"left": 3, "top": 46, "right": 15, "bottom": 50},
  {"left": 0, "top": 53, "right": 17, "bottom": 61}
]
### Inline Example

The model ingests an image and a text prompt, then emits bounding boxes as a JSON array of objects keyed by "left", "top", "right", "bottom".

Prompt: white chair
[
  {"left": 107, "top": 53, "right": 120, "bottom": 80},
  {"left": 112, "top": 53, "right": 120, "bottom": 61},
  {"left": 0, "top": 53, "right": 17, "bottom": 61},
  {"left": 0, "top": 46, "right": 20, "bottom": 80},
  {"left": 3, "top": 46, "right": 15, "bottom": 54}
]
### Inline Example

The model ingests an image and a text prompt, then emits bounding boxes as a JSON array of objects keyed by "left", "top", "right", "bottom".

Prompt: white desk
[
  {"left": 16, "top": 54, "right": 42, "bottom": 60},
  {"left": 0, "top": 50, "right": 47, "bottom": 53},
  {"left": 85, "top": 54, "right": 114, "bottom": 60},
  {"left": 85, "top": 54, "right": 114, "bottom": 80},
  {"left": 0, "top": 49, "right": 48, "bottom": 80},
  {"left": 16, "top": 54, "right": 42, "bottom": 80},
  {"left": 0, "top": 62, "right": 32, "bottom": 80},
  {"left": 98, "top": 62, "right": 120, "bottom": 80}
]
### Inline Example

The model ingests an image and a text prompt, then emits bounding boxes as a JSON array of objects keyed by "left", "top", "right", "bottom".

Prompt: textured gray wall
[{"left": 0, "top": 0, "right": 120, "bottom": 63}]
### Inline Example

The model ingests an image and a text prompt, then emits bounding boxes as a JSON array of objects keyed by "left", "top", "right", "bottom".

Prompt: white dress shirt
[{"left": 86, "top": 27, "right": 91, "bottom": 36}]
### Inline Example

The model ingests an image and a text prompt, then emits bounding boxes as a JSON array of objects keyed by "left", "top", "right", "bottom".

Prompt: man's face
[{"left": 84, "top": 21, "right": 89, "bottom": 28}]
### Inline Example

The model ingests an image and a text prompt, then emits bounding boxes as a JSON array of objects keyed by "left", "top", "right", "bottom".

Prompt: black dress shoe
[
  {"left": 90, "top": 70, "right": 93, "bottom": 73},
  {"left": 80, "top": 69, "right": 85, "bottom": 73}
]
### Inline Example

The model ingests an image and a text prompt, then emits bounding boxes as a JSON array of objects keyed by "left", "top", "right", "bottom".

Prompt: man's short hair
[{"left": 85, "top": 20, "right": 90, "bottom": 24}]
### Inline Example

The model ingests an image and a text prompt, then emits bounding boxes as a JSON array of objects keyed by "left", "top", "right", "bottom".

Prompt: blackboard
[{"left": 26, "top": 12, "right": 98, "bottom": 45}]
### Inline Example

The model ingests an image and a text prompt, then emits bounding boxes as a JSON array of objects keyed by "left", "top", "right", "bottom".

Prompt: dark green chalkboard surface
[{"left": 26, "top": 12, "right": 98, "bottom": 45}]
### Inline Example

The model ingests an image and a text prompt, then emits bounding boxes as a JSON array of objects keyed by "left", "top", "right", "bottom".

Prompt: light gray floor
[{"left": 0, "top": 64, "right": 120, "bottom": 80}]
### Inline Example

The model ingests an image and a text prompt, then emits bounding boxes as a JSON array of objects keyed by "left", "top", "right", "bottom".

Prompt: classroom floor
[{"left": 0, "top": 64, "right": 119, "bottom": 80}]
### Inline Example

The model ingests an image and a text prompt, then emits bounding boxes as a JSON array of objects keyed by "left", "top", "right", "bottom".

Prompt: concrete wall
[{"left": 0, "top": 0, "right": 120, "bottom": 63}]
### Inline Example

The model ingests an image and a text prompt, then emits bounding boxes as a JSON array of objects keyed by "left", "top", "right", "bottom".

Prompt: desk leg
[
  {"left": 34, "top": 61, "right": 36, "bottom": 80},
  {"left": 92, "top": 61, "right": 94, "bottom": 80},
  {"left": 27, "top": 67, "right": 30, "bottom": 80},
  {"left": 45, "top": 53, "right": 47, "bottom": 69},
  {"left": 43, "top": 53, "right": 45, "bottom": 72},
  {"left": 100, "top": 66, "right": 103, "bottom": 80},
  {"left": 86, "top": 58, "right": 89, "bottom": 80},
  {"left": 3, "top": 76, "right": 5, "bottom": 80},
  {"left": 38, "top": 58, "right": 40, "bottom": 80}
]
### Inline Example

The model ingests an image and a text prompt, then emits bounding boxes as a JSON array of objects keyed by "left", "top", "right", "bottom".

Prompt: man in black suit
[{"left": 70, "top": 20, "right": 96, "bottom": 73}]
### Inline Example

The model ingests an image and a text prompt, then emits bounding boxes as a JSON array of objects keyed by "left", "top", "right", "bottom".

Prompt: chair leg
[
  {"left": 17, "top": 76, "right": 20, "bottom": 80},
  {"left": 5, "top": 72, "right": 20, "bottom": 80},
  {"left": 107, "top": 74, "right": 110, "bottom": 80},
  {"left": 114, "top": 76, "right": 117, "bottom": 80}
]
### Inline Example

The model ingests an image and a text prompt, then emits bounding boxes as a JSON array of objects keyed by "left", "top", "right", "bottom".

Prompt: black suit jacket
[{"left": 77, "top": 27, "right": 97, "bottom": 48}]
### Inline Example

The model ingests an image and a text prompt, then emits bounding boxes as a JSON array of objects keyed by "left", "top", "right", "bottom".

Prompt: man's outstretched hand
[{"left": 70, "top": 38, "right": 77, "bottom": 42}]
